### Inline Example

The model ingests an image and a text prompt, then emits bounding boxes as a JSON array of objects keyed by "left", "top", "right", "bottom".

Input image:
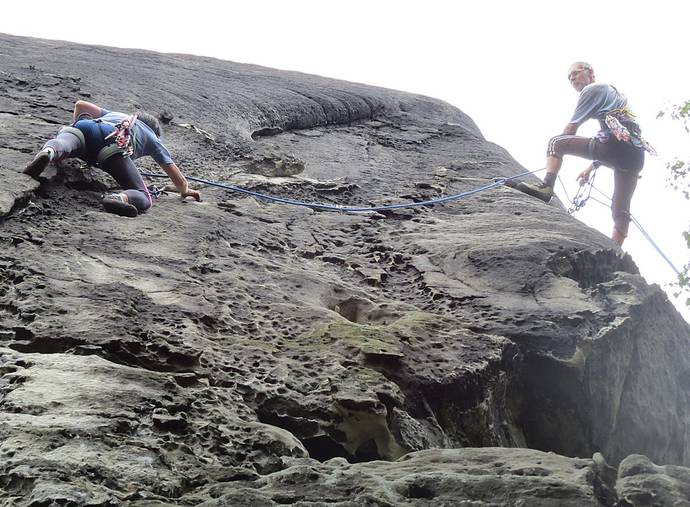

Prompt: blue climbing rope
[
  {"left": 629, "top": 214, "right": 681, "bottom": 275},
  {"left": 143, "top": 165, "right": 682, "bottom": 278},
  {"left": 573, "top": 182, "right": 681, "bottom": 276},
  {"left": 557, "top": 175, "right": 572, "bottom": 207},
  {"left": 140, "top": 168, "right": 545, "bottom": 213}
]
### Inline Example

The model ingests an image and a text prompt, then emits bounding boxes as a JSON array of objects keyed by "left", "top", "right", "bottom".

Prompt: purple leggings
[
  {"left": 547, "top": 135, "right": 644, "bottom": 237},
  {"left": 45, "top": 130, "right": 152, "bottom": 212}
]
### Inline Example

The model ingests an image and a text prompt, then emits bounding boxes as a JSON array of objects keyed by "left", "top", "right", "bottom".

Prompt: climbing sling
[{"left": 94, "top": 113, "right": 138, "bottom": 166}]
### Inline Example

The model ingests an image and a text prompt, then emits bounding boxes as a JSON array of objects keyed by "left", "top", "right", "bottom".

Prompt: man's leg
[
  {"left": 100, "top": 155, "right": 152, "bottom": 217},
  {"left": 592, "top": 140, "right": 644, "bottom": 246},
  {"left": 517, "top": 135, "right": 592, "bottom": 202},
  {"left": 610, "top": 170, "right": 639, "bottom": 245}
]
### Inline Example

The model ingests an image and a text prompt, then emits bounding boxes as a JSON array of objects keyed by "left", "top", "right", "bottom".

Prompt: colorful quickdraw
[
  {"left": 104, "top": 113, "right": 138, "bottom": 156},
  {"left": 605, "top": 105, "right": 658, "bottom": 155},
  {"left": 605, "top": 114, "right": 630, "bottom": 143}
]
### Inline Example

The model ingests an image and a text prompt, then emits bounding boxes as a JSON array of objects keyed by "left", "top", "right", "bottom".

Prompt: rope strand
[
  {"left": 140, "top": 168, "right": 544, "bottom": 213},
  {"left": 571, "top": 181, "right": 680, "bottom": 275}
]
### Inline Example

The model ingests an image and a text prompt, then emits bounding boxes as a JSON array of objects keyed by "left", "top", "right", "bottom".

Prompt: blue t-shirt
[
  {"left": 98, "top": 109, "right": 173, "bottom": 165},
  {"left": 570, "top": 83, "right": 629, "bottom": 126},
  {"left": 569, "top": 83, "right": 645, "bottom": 148}
]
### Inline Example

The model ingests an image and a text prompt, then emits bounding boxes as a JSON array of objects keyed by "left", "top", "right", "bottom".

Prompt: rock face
[{"left": 0, "top": 33, "right": 689, "bottom": 505}]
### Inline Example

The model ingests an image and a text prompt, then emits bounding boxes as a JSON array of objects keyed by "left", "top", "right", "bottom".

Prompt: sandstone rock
[
  {"left": 180, "top": 448, "right": 617, "bottom": 506},
  {"left": 617, "top": 454, "right": 690, "bottom": 506},
  {"left": 0, "top": 33, "right": 689, "bottom": 505}
]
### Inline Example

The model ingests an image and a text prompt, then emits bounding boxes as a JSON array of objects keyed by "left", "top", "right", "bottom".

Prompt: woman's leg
[
  {"left": 24, "top": 127, "right": 85, "bottom": 178},
  {"left": 43, "top": 128, "right": 85, "bottom": 161},
  {"left": 100, "top": 155, "right": 152, "bottom": 212}
]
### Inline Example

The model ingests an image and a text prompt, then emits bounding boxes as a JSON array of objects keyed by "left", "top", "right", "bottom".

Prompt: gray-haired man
[{"left": 518, "top": 62, "right": 651, "bottom": 245}]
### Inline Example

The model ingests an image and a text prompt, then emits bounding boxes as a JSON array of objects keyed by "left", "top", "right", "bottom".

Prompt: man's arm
[
  {"left": 73, "top": 100, "right": 104, "bottom": 122},
  {"left": 160, "top": 162, "right": 201, "bottom": 201},
  {"left": 562, "top": 123, "right": 579, "bottom": 135}
]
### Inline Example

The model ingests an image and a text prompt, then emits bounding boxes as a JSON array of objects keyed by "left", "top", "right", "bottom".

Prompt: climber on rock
[
  {"left": 23, "top": 100, "right": 201, "bottom": 217},
  {"left": 516, "top": 62, "right": 654, "bottom": 246}
]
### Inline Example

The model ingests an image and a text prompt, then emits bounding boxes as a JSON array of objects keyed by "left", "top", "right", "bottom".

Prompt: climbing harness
[
  {"left": 605, "top": 115, "right": 630, "bottom": 143},
  {"left": 140, "top": 168, "right": 545, "bottom": 213},
  {"left": 92, "top": 114, "right": 139, "bottom": 166},
  {"left": 103, "top": 113, "right": 138, "bottom": 156},
  {"left": 602, "top": 106, "right": 657, "bottom": 155}
]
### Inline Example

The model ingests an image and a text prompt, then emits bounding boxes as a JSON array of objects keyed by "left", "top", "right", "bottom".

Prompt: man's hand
[
  {"left": 562, "top": 123, "right": 579, "bottom": 136},
  {"left": 576, "top": 164, "right": 595, "bottom": 186}
]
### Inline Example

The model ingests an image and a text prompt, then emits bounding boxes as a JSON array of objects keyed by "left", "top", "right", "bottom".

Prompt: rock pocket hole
[
  {"left": 406, "top": 482, "right": 436, "bottom": 499},
  {"left": 331, "top": 298, "right": 363, "bottom": 323},
  {"left": 302, "top": 435, "right": 351, "bottom": 462}
]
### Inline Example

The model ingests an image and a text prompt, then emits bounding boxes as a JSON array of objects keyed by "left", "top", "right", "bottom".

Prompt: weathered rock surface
[
  {"left": 0, "top": 33, "right": 689, "bottom": 505},
  {"left": 175, "top": 448, "right": 619, "bottom": 506},
  {"left": 617, "top": 454, "right": 690, "bottom": 506}
]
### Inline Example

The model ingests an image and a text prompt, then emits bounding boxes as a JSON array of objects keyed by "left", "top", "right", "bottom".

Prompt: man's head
[
  {"left": 568, "top": 62, "right": 595, "bottom": 92},
  {"left": 136, "top": 111, "right": 162, "bottom": 137}
]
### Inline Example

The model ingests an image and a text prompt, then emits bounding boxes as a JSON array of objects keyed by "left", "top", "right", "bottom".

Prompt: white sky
[{"left": 3, "top": 1, "right": 689, "bottom": 321}]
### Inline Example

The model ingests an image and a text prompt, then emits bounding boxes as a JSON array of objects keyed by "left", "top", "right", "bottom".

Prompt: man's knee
[{"left": 547, "top": 135, "right": 569, "bottom": 158}]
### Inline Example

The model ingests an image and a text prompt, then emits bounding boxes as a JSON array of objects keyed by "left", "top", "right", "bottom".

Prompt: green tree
[{"left": 658, "top": 100, "right": 690, "bottom": 307}]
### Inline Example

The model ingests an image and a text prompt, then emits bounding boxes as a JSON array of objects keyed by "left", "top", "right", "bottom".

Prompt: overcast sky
[{"left": 2, "top": 0, "right": 689, "bottom": 320}]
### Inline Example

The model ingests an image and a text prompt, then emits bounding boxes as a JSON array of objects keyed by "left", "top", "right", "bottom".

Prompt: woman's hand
[
  {"left": 160, "top": 163, "right": 202, "bottom": 201},
  {"left": 180, "top": 186, "right": 201, "bottom": 201}
]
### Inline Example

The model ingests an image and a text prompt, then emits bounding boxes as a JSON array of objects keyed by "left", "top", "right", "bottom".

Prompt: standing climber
[
  {"left": 517, "top": 62, "right": 653, "bottom": 245},
  {"left": 24, "top": 100, "right": 201, "bottom": 217}
]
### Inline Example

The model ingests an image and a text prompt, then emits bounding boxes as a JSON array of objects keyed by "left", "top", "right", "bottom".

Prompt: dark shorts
[
  {"left": 73, "top": 119, "right": 117, "bottom": 165},
  {"left": 547, "top": 135, "right": 644, "bottom": 173},
  {"left": 547, "top": 135, "right": 645, "bottom": 237}
]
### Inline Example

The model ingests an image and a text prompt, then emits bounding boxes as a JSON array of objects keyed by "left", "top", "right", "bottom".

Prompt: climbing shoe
[
  {"left": 23, "top": 148, "right": 53, "bottom": 179},
  {"left": 102, "top": 194, "right": 138, "bottom": 218},
  {"left": 516, "top": 181, "right": 554, "bottom": 203}
]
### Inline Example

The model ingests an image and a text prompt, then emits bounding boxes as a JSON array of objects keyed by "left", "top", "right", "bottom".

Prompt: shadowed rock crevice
[
  {"left": 548, "top": 249, "right": 639, "bottom": 289},
  {"left": 508, "top": 276, "right": 690, "bottom": 467},
  {"left": 511, "top": 353, "right": 594, "bottom": 458}
]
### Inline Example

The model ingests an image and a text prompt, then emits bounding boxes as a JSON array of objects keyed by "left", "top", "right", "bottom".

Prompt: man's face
[{"left": 568, "top": 64, "right": 594, "bottom": 92}]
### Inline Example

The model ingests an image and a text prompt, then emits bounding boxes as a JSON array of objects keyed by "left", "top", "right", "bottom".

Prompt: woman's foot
[
  {"left": 101, "top": 193, "right": 138, "bottom": 218},
  {"left": 23, "top": 148, "right": 54, "bottom": 179}
]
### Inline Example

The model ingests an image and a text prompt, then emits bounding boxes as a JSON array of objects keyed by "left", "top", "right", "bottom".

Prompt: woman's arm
[
  {"left": 72, "top": 100, "right": 104, "bottom": 122},
  {"left": 159, "top": 162, "right": 201, "bottom": 201}
]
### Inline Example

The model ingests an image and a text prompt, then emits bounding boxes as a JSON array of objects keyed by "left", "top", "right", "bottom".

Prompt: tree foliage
[{"left": 658, "top": 100, "right": 690, "bottom": 307}]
